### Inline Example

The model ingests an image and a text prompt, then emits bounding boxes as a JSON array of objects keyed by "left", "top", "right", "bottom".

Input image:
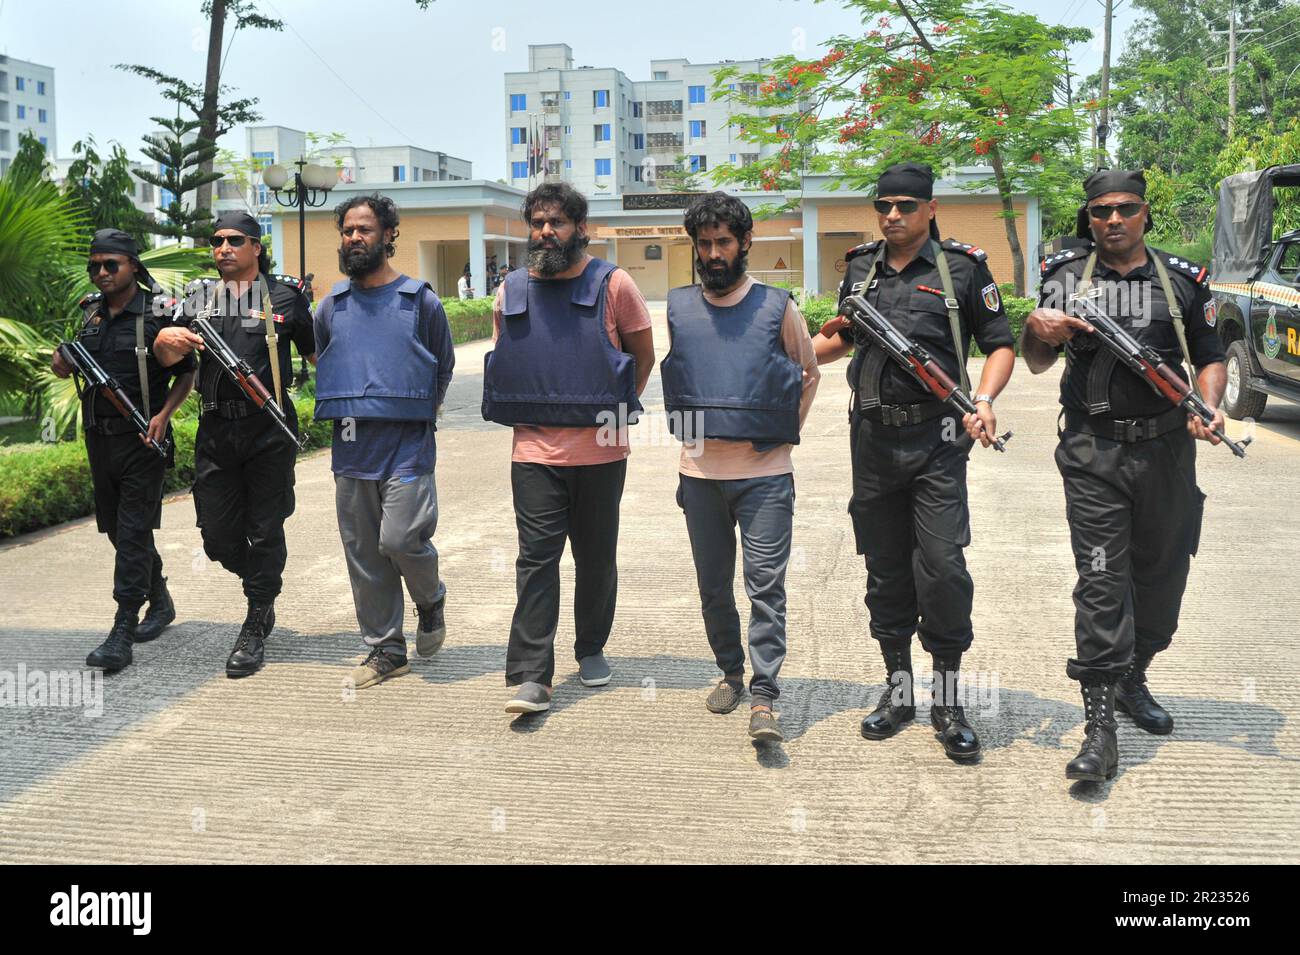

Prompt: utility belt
[
  {"left": 202, "top": 398, "right": 265, "bottom": 420},
  {"left": 1062, "top": 404, "right": 1187, "bottom": 444},
  {"left": 859, "top": 400, "right": 949, "bottom": 427}
]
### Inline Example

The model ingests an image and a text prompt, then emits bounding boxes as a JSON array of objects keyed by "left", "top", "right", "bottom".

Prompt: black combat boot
[
  {"left": 135, "top": 573, "right": 176, "bottom": 643},
  {"left": 86, "top": 605, "right": 137, "bottom": 671},
  {"left": 861, "top": 642, "right": 916, "bottom": 740},
  {"left": 226, "top": 603, "right": 275, "bottom": 678},
  {"left": 1115, "top": 650, "right": 1173, "bottom": 735},
  {"left": 1066, "top": 681, "right": 1119, "bottom": 783},
  {"left": 929, "top": 653, "right": 981, "bottom": 760}
]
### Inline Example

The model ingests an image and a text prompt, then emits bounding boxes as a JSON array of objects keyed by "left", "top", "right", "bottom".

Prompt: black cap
[
  {"left": 88, "top": 228, "right": 158, "bottom": 291},
  {"left": 1077, "top": 168, "right": 1152, "bottom": 237},
  {"left": 877, "top": 162, "right": 935, "bottom": 200}
]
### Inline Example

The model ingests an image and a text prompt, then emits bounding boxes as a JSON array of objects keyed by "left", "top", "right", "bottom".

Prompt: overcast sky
[{"left": 2, "top": 0, "right": 1138, "bottom": 176}]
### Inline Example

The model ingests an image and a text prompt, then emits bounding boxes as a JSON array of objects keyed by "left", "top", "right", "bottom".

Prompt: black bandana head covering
[
  {"left": 877, "top": 162, "right": 940, "bottom": 240},
  {"left": 1077, "top": 168, "right": 1153, "bottom": 237},
  {"left": 88, "top": 228, "right": 158, "bottom": 291},
  {"left": 212, "top": 211, "right": 270, "bottom": 272}
]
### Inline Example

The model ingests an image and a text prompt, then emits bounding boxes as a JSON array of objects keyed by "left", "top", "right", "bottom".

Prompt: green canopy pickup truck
[{"left": 1209, "top": 163, "right": 1300, "bottom": 420}]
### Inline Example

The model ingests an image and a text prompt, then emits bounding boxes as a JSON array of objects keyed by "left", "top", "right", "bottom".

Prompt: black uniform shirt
[
  {"left": 75, "top": 289, "right": 194, "bottom": 420},
  {"left": 182, "top": 273, "right": 315, "bottom": 404},
  {"left": 837, "top": 239, "right": 1014, "bottom": 404},
  {"left": 1038, "top": 245, "right": 1225, "bottom": 418}
]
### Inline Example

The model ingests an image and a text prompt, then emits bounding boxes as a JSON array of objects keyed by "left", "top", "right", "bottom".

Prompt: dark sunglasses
[
  {"left": 87, "top": 260, "right": 124, "bottom": 276},
  {"left": 209, "top": 234, "right": 253, "bottom": 248},
  {"left": 874, "top": 199, "right": 922, "bottom": 215},
  {"left": 1088, "top": 202, "right": 1145, "bottom": 220}
]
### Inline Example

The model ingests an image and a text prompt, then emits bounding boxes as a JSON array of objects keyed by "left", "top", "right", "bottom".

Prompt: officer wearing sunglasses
[
  {"left": 1023, "top": 168, "right": 1227, "bottom": 784},
  {"left": 50, "top": 229, "right": 196, "bottom": 672},
  {"left": 153, "top": 211, "right": 316, "bottom": 679},
  {"left": 813, "top": 162, "right": 1016, "bottom": 763}
]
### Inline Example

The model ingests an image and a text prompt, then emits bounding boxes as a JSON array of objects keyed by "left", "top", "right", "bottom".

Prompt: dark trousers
[
  {"left": 677, "top": 473, "right": 794, "bottom": 703},
  {"left": 506, "top": 459, "right": 627, "bottom": 687},
  {"left": 1055, "top": 427, "right": 1205, "bottom": 682},
  {"left": 192, "top": 412, "right": 297, "bottom": 604},
  {"left": 86, "top": 430, "right": 166, "bottom": 610},
  {"left": 847, "top": 412, "right": 975, "bottom": 656}
]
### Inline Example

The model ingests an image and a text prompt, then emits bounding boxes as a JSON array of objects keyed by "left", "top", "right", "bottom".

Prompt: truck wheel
[{"left": 1223, "top": 339, "right": 1267, "bottom": 420}]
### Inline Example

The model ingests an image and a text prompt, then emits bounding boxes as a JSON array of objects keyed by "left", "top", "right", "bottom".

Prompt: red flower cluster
[
  {"left": 839, "top": 117, "right": 873, "bottom": 142},
  {"left": 919, "top": 122, "right": 942, "bottom": 146},
  {"left": 934, "top": 23, "right": 951, "bottom": 35},
  {"left": 973, "top": 137, "right": 995, "bottom": 156}
]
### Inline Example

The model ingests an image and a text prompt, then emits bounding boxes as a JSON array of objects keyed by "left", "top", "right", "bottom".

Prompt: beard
[
  {"left": 527, "top": 231, "right": 588, "bottom": 276},
  {"left": 339, "top": 240, "right": 386, "bottom": 277},
  {"left": 697, "top": 250, "right": 748, "bottom": 291}
]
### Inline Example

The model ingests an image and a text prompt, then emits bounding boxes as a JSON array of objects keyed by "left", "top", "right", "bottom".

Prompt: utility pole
[
  {"left": 1098, "top": 0, "right": 1114, "bottom": 163},
  {"left": 1210, "top": 4, "right": 1262, "bottom": 138}
]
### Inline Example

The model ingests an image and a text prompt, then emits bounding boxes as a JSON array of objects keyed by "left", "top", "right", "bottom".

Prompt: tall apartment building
[
  {"left": 0, "top": 55, "right": 57, "bottom": 177},
  {"left": 504, "top": 43, "right": 778, "bottom": 196}
]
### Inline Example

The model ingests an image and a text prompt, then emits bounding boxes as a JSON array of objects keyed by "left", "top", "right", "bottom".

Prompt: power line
[{"left": 257, "top": 0, "right": 418, "bottom": 147}]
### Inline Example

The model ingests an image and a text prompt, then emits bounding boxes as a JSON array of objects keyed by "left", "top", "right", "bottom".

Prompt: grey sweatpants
[
  {"left": 334, "top": 471, "right": 445, "bottom": 655},
  {"left": 676, "top": 472, "right": 794, "bottom": 703}
]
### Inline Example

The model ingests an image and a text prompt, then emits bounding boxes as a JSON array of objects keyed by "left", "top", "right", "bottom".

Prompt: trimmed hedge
[
  {"left": 443, "top": 296, "right": 494, "bottom": 344},
  {"left": 0, "top": 398, "right": 332, "bottom": 540}
]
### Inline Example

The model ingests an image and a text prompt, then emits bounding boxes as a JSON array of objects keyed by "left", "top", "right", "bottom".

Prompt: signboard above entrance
[{"left": 622, "top": 193, "right": 706, "bottom": 210}]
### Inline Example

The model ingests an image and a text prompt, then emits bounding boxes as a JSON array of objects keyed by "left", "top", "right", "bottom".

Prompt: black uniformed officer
[
  {"left": 154, "top": 211, "right": 316, "bottom": 678},
  {"left": 1024, "top": 169, "right": 1226, "bottom": 783},
  {"left": 51, "top": 229, "right": 195, "bottom": 670},
  {"left": 815, "top": 162, "right": 1015, "bottom": 761}
]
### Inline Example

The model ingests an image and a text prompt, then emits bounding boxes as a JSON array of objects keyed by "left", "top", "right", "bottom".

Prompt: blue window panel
[
  {"left": 510, "top": 93, "right": 527, "bottom": 112},
  {"left": 690, "top": 120, "right": 705, "bottom": 138},
  {"left": 258, "top": 215, "right": 272, "bottom": 237},
  {"left": 729, "top": 154, "right": 737, "bottom": 163},
  {"left": 689, "top": 85, "right": 706, "bottom": 104},
  {"left": 594, "top": 90, "right": 609, "bottom": 108},
  {"left": 16, "top": 105, "right": 24, "bottom": 119},
  {"left": 38, "top": 109, "right": 47, "bottom": 123},
  {"left": 251, "top": 150, "right": 275, "bottom": 170},
  {"left": 393, "top": 165, "right": 406, "bottom": 182},
  {"left": 38, "top": 80, "right": 46, "bottom": 95},
  {"left": 595, "top": 124, "right": 610, "bottom": 142},
  {"left": 595, "top": 158, "right": 611, "bottom": 177},
  {"left": 511, "top": 161, "right": 529, "bottom": 179},
  {"left": 564, "top": 159, "right": 572, "bottom": 170},
  {"left": 511, "top": 127, "right": 526, "bottom": 145},
  {"left": 15, "top": 77, "right": 24, "bottom": 91},
  {"left": 633, "top": 101, "right": 642, "bottom": 117},
  {"left": 564, "top": 90, "right": 572, "bottom": 100},
  {"left": 633, "top": 133, "right": 644, "bottom": 150},
  {"left": 689, "top": 155, "right": 707, "bottom": 173},
  {"left": 564, "top": 125, "right": 571, "bottom": 134},
  {"left": 39, "top": 136, "right": 48, "bottom": 148}
]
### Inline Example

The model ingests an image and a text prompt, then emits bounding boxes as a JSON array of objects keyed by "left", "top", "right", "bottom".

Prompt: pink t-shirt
[
  {"left": 492, "top": 256, "right": 653, "bottom": 466},
  {"left": 676, "top": 276, "right": 821, "bottom": 480}
]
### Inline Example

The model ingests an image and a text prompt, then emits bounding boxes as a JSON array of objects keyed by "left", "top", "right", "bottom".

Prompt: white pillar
[
  {"left": 469, "top": 210, "right": 487, "bottom": 299},
  {"left": 606, "top": 237, "right": 618, "bottom": 266},
  {"left": 801, "top": 202, "right": 820, "bottom": 296}
]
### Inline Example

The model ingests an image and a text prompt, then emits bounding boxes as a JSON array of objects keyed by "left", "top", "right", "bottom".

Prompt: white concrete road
[{"left": 1, "top": 306, "right": 1297, "bottom": 863}]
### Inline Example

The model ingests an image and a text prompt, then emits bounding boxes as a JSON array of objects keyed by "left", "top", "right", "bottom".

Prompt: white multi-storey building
[
  {"left": 504, "top": 43, "right": 779, "bottom": 196},
  {"left": 0, "top": 55, "right": 56, "bottom": 177}
]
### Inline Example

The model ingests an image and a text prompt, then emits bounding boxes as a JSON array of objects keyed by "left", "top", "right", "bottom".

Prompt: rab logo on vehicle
[
  {"left": 1203, "top": 299, "right": 1217, "bottom": 328},
  {"left": 981, "top": 283, "right": 1001, "bottom": 311},
  {"left": 1263, "top": 306, "right": 1282, "bottom": 360},
  {"left": 49, "top": 885, "right": 151, "bottom": 935}
]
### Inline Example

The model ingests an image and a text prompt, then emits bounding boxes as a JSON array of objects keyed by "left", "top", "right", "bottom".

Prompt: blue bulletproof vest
[
  {"left": 482, "top": 258, "right": 642, "bottom": 427},
  {"left": 660, "top": 282, "right": 801, "bottom": 446},
  {"left": 313, "top": 277, "right": 440, "bottom": 422}
]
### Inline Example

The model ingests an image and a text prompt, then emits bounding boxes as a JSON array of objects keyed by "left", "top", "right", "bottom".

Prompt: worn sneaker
[
  {"left": 347, "top": 648, "right": 410, "bottom": 690},
  {"left": 577, "top": 652, "right": 611, "bottom": 687},
  {"left": 415, "top": 595, "right": 447, "bottom": 657},
  {"left": 748, "top": 708, "right": 784, "bottom": 743},
  {"left": 705, "top": 679, "right": 745, "bottom": 714},
  {"left": 505, "top": 682, "right": 552, "bottom": 714}
]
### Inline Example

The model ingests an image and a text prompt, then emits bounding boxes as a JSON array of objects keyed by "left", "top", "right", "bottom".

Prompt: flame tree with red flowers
[{"left": 712, "top": 0, "right": 1094, "bottom": 295}]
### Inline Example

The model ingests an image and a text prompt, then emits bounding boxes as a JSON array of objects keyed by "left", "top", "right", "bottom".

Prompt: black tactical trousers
[
  {"left": 192, "top": 410, "right": 298, "bottom": 604},
  {"left": 85, "top": 430, "right": 166, "bottom": 610},
  {"left": 848, "top": 412, "right": 976, "bottom": 655},
  {"left": 1055, "top": 426, "right": 1205, "bottom": 683}
]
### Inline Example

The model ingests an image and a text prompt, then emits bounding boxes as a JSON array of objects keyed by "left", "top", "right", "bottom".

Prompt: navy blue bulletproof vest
[
  {"left": 660, "top": 282, "right": 801, "bottom": 446},
  {"left": 313, "top": 277, "right": 440, "bottom": 422},
  {"left": 482, "top": 258, "right": 642, "bottom": 427}
]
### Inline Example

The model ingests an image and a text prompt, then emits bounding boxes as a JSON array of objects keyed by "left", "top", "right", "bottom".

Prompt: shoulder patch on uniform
[
  {"left": 941, "top": 238, "right": 987, "bottom": 263},
  {"left": 1040, "top": 247, "right": 1085, "bottom": 277},
  {"left": 1164, "top": 255, "right": 1208, "bottom": 285},
  {"left": 185, "top": 277, "right": 216, "bottom": 294},
  {"left": 844, "top": 240, "right": 882, "bottom": 261},
  {"left": 78, "top": 292, "right": 104, "bottom": 310},
  {"left": 272, "top": 273, "right": 305, "bottom": 292}
]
